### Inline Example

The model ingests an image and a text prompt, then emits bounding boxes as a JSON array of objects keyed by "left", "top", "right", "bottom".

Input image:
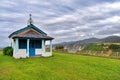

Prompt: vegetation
[
  {"left": 3, "top": 46, "right": 13, "bottom": 56},
  {"left": 54, "top": 45, "right": 66, "bottom": 52},
  {"left": 78, "top": 43, "right": 120, "bottom": 57},
  {"left": 83, "top": 43, "right": 104, "bottom": 51},
  {"left": 83, "top": 43, "right": 120, "bottom": 52},
  {"left": 55, "top": 45, "right": 64, "bottom": 50},
  {"left": 109, "top": 44, "right": 120, "bottom": 52},
  {"left": 0, "top": 51, "right": 120, "bottom": 80}
]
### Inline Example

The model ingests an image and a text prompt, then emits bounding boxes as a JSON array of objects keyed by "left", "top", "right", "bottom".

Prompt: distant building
[{"left": 8, "top": 14, "right": 54, "bottom": 58}]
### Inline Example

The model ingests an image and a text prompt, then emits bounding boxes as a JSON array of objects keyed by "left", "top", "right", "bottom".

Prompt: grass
[{"left": 0, "top": 51, "right": 120, "bottom": 80}]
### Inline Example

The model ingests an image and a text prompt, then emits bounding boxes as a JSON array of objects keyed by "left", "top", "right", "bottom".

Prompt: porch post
[
  {"left": 27, "top": 39, "right": 30, "bottom": 57},
  {"left": 42, "top": 39, "right": 45, "bottom": 54},
  {"left": 13, "top": 39, "right": 15, "bottom": 54},
  {"left": 44, "top": 40, "right": 46, "bottom": 53},
  {"left": 50, "top": 40, "right": 52, "bottom": 54},
  {"left": 12, "top": 39, "right": 14, "bottom": 48},
  {"left": 15, "top": 38, "right": 19, "bottom": 53}
]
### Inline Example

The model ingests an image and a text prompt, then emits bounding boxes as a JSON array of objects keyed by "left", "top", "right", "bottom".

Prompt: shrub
[
  {"left": 3, "top": 46, "right": 13, "bottom": 56},
  {"left": 83, "top": 44, "right": 103, "bottom": 51},
  {"left": 55, "top": 46, "right": 64, "bottom": 50},
  {"left": 109, "top": 44, "right": 120, "bottom": 52},
  {"left": 109, "top": 44, "right": 120, "bottom": 49}
]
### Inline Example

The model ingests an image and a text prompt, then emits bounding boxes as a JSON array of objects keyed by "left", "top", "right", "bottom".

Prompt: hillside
[
  {"left": 0, "top": 51, "right": 120, "bottom": 80},
  {"left": 54, "top": 36, "right": 120, "bottom": 53}
]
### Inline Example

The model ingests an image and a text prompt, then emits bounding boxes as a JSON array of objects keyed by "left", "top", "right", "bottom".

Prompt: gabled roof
[
  {"left": 13, "top": 30, "right": 54, "bottom": 40},
  {"left": 9, "top": 24, "right": 47, "bottom": 38}
]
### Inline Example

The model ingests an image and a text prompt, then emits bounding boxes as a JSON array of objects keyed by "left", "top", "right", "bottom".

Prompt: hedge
[{"left": 3, "top": 46, "right": 13, "bottom": 56}]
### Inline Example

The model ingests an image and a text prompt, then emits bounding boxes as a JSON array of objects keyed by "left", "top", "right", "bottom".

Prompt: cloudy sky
[{"left": 0, "top": 0, "right": 120, "bottom": 47}]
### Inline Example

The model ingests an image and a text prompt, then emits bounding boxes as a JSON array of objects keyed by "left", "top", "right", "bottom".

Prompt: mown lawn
[{"left": 0, "top": 51, "right": 120, "bottom": 80}]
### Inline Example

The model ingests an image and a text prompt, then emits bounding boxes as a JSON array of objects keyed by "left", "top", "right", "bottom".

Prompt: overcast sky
[{"left": 0, "top": 0, "right": 120, "bottom": 47}]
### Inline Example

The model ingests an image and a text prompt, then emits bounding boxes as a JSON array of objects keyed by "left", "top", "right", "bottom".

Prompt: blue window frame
[
  {"left": 35, "top": 40, "right": 42, "bottom": 48},
  {"left": 19, "top": 39, "right": 27, "bottom": 49}
]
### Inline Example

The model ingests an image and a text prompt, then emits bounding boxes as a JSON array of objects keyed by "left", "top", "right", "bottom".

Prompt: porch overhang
[
  {"left": 11, "top": 29, "right": 54, "bottom": 40},
  {"left": 12, "top": 37, "right": 54, "bottom": 40}
]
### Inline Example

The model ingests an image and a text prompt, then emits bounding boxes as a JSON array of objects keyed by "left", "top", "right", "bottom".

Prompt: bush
[
  {"left": 109, "top": 44, "right": 120, "bottom": 50},
  {"left": 55, "top": 46, "right": 64, "bottom": 50},
  {"left": 83, "top": 44, "right": 103, "bottom": 51},
  {"left": 3, "top": 46, "right": 13, "bottom": 56},
  {"left": 109, "top": 44, "right": 120, "bottom": 52}
]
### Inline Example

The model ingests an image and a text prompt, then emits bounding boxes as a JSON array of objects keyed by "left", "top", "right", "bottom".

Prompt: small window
[
  {"left": 19, "top": 39, "right": 27, "bottom": 49},
  {"left": 35, "top": 40, "right": 42, "bottom": 48}
]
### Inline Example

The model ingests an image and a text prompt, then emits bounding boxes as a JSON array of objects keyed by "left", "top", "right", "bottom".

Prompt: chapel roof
[
  {"left": 8, "top": 24, "right": 47, "bottom": 38},
  {"left": 12, "top": 29, "right": 54, "bottom": 40},
  {"left": 9, "top": 14, "right": 54, "bottom": 40}
]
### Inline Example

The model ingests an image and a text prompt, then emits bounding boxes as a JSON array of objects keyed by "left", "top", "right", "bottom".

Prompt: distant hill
[
  {"left": 100, "top": 36, "right": 120, "bottom": 42},
  {"left": 53, "top": 36, "right": 120, "bottom": 53}
]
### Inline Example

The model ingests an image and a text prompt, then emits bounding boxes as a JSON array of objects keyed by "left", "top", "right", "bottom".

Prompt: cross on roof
[{"left": 28, "top": 14, "right": 33, "bottom": 25}]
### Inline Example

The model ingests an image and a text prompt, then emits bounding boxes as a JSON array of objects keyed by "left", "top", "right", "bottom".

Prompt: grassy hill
[
  {"left": 0, "top": 51, "right": 120, "bottom": 80},
  {"left": 54, "top": 36, "right": 120, "bottom": 53},
  {"left": 82, "top": 43, "right": 120, "bottom": 53}
]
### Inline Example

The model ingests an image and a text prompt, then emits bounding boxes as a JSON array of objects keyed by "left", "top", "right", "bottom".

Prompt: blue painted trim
[
  {"left": 31, "top": 24, "right": 47, "bottom": 35},
  {"left": 29, "top": 49, "right": 35, "bottom": 56},
  {"left": 13, "top": 37, "right": 52, "bottom": 40},
  {"left": 29, "top": 40, "right": 36, "bottom": 56},
  {"left": 8, "top": 24, "right": 47, "bottom": 38}
]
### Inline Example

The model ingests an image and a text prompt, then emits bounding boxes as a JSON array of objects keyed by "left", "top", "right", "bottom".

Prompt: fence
[{"left": 76, "top": 50, "right": 120, "bottom": 58}]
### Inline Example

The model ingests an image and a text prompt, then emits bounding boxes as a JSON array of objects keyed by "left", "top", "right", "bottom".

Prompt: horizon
[
  {"left": 0, "top": 35, "right": 119, "bottom": 48},
  {"left": 0, "top": 0, "right": 120, "bottom": 47},
  {"left": 53, "top": 35, "right": 120, "bottom": 44}
]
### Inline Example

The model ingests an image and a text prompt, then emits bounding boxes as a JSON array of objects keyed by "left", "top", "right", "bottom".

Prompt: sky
[{"left": 0, "top": 0, "right": 120, "bottom": 47}]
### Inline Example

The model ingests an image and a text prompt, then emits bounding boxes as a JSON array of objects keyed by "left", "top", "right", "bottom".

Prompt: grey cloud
[{"left": 0, "top": 0, "right": 120, "bottom": 47}]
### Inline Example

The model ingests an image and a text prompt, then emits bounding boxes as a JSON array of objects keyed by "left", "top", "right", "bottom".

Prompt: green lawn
[{"left": 0, "top": 51, "right": 120, "bottom": 80}]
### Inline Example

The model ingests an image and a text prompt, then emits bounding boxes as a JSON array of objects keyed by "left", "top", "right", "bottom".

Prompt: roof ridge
[{"left": 8, "top": 24, "right": 47, "bottom": 38}]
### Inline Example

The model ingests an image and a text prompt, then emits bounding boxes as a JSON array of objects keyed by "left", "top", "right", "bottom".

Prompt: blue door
[{"left": 29, "top": 40, "right": 35, "bottom": 56}]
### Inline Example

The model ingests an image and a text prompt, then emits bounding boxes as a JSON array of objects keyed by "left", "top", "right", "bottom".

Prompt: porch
[{"left": 12, "top": 38, "right": 52, "bottom": 58}]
